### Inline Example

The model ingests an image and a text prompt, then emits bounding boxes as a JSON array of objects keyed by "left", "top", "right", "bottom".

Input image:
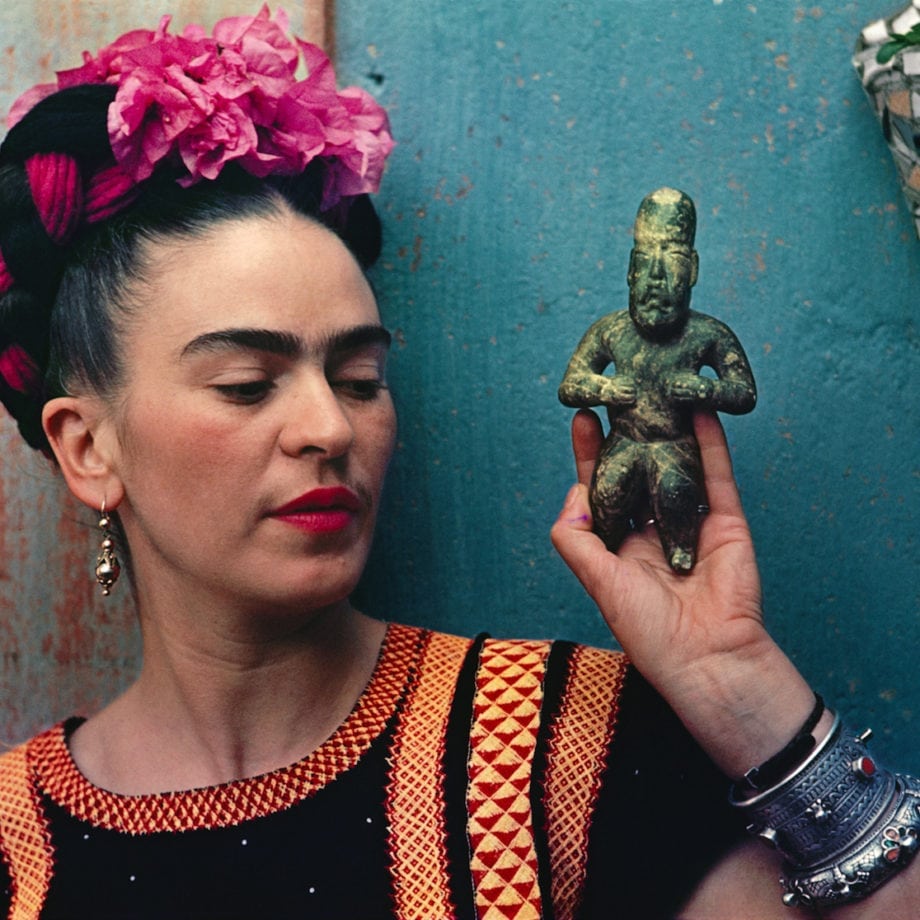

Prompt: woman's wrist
[
  {"left": 656, "top": 635, "right": 830, "bottom": 780},
  {"left": 731, "top": 716, "right": 920, "bottom": 911},
  {"left": 736, "top": 692, "right": 834, "bottom": 795}
]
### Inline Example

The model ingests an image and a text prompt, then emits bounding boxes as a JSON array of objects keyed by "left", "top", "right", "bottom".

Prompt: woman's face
[{"left": 107, "top": 210, "right": 396, "bottom": 616}]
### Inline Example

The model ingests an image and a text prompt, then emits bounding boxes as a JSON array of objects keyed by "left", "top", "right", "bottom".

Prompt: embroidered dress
[{"left": 0, "top": 624, "right": 740, "bottom": 919}]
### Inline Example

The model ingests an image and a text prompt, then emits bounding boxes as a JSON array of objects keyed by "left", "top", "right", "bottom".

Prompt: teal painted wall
[{"left": 339, "top": 2, "right": 919, "bottom": 766}]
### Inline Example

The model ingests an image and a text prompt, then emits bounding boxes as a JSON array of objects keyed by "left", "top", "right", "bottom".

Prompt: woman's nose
[{"left": 278, "top": 376, "right": 355, "bottom": 458}]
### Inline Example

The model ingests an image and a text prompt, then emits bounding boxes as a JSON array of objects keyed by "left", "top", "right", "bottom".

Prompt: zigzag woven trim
[
  {"left": 27, "top": 622, "right": 419, "bottom": 834},
  {"left": 467, "top": 637, "right": 550, "bottom": 920},
  {"left": 0, "top": 741, "right": 55, "bottom": 920},
  {"left": 543, "top": 646, "right": 627, "bottom": 920},
  {"left": 385, "top": 629, "right": 473, "bottom": 920}
]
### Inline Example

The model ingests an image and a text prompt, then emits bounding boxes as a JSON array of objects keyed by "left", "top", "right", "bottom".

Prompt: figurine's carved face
[{"left": 627, "top": 204, "right": 699, "bottom": 341}]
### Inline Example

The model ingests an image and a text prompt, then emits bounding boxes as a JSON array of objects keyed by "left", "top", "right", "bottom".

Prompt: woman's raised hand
[{"left": 551, "top": 409, "right": 815, "bottom": 777}]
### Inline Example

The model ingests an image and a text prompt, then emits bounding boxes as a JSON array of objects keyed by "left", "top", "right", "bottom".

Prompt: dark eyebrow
[
  {"left": 181, "top": 324, "right": 391, "bottom": 360},
  {"left": 327, "top": 324, "right": 392, "bottom": 355}
]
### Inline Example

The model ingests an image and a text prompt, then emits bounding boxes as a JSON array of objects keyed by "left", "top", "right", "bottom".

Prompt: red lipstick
[{"left": 271, "top": 487, "right": 362, "bottom": 534}]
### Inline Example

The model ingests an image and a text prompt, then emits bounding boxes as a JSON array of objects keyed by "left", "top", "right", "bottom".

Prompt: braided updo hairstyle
[{"left": 0, "top": 84, "right": 383, "bottom": 454}]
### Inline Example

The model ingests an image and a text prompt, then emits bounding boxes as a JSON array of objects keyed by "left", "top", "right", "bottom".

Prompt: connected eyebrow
[{"left": 181, "top": 324, "right": 391, "bottom": 360}]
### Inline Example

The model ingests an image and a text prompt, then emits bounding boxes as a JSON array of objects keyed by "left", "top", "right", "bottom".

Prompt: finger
[
  {"left": 551, "top": 489, "right": 667, "bottom": 639},
  {"left": 571, "top": 409, "right": 603, "bottom": 487},
  {"left": 693, "top": 412, "right": 745, "bottom": 519},
  {"left": 552, "top": 482, "right": 593, "bottom": 532},
  {"left": 550, "top": 485, "right": 612, "bottom": 599}
]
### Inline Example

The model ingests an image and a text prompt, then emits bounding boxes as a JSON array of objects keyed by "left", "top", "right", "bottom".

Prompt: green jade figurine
[{"left": 558, "top": 187, "right": 756, "bottom": 572}]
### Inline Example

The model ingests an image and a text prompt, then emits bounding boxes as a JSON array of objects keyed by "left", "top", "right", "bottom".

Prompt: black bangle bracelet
[{"left": 740, "top": 692, "right": 825, "bottom": 792}]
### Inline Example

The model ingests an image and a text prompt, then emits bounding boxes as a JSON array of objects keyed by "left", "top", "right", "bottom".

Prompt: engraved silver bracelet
[{"left": 730, "top": 715, "right": 920, "bottom": 909}]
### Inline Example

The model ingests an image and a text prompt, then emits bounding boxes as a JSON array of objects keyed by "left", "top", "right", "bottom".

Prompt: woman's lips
[{"left": 271, "top": 487, "right": 362, "bottom": 533}]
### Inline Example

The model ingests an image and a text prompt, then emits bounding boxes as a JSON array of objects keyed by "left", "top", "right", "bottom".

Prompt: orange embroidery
[
  {"left": 467, "top": 638, "right": 550, "bottom": 920},
  {"left": 544, "top": 645, "right": 627, "bottom": 920},
  {"left": 386, "top": 629, "right": 472, "bottom": 920},
  {"left": 0, "top": 742, "right": 54, "bottom": 920}
]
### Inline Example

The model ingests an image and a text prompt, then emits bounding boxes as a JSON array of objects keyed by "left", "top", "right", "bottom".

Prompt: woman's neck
[{"left": 68, "top": 603, "right": 387, "bottom": 795}]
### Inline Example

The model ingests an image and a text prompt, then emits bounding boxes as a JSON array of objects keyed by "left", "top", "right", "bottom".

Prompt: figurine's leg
[
  {"left": 649, "top": 437, "right": 705, "bottom": 573},
  {"left": 590, "top": 436, "right": 643, "bottom": 551}
]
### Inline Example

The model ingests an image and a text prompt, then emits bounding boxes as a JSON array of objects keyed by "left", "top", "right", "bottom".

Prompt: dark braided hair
[{"left": 0, "top": 85, "right": 383, "bottom": 454}]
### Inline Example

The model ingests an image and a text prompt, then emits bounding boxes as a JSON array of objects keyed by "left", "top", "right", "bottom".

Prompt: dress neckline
[{"left": 28, "top": 622, "right": 423, "bottom": 833}]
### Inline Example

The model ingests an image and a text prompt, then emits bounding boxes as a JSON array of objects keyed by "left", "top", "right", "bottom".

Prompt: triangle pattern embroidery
[{"left": 467, "top": 638, "right": 550, "bottom": 920}]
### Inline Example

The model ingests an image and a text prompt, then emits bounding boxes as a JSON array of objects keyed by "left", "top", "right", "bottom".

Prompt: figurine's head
[{"left": 627, "top": 188, "right": 699, "bottom": 341}]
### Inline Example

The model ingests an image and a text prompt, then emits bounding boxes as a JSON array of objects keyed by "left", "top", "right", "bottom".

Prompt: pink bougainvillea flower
[
  {"left": 319, "top": 88, "right": 396, "bottom": 204},
  {"left": 177, "top": 100, "right": 260, "bottom": 184},
  {"left": 108, "top": 61, "right": 212, "bottom": 181},
  {"left": 185, "top": 42, "right": 292, "bottom": 128},
  {"left": 7, "top": 7, "right": 395, "bottom": 207},
  {"left": 245, "top": 91, "right": 327, "bottom": 177},
  {"left": 211, "top": 6, "right": 299, "bottom": 76},
  {"left": 7, "top": 83, "right": 57, "bottom": 128},
  {"left": 296, "top": 38, "right": 340, "bottom": 93},
  {"left": 186, "top": 48, "right": 257, "bottom": 104},
  {"left": 58, "top": 27, "right": 161, "bottom": 89}
]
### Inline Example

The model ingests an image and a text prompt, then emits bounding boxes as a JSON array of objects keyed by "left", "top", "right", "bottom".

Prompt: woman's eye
[
  {"left": 333, "top": 378, "right": 387, "bottom": 401},
  {"left": 213, "top": 380, "right": 275, "bottom": 404}
]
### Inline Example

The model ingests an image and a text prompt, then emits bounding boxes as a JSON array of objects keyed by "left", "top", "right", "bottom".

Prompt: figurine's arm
[
  {"left": 558, "top": 316, "right": 636, "bottom": 408},
  {"left": 670, "top": 316, "right": 756, "bottom": 415}
]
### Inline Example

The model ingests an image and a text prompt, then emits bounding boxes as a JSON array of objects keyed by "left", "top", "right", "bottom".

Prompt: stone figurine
[{"left": 558, "top": 187, "right": 756, "bottom": 572}]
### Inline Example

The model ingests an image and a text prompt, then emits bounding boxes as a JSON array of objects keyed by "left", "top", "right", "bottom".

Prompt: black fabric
[
  {"left": 0, "top": 858, "right": 10, "bottom": 912},
  {"left": 36, "top": 721, "right": 399, "bottom": 920},
  {"left": 577, "top": 667, "right": 744, "bottom": 920}
]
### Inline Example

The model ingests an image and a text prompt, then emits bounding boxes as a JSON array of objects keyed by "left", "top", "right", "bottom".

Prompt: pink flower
[
  {"left": 211, "top": 6, "right": 299, "bottom": 77},
  {"left": 7, "top": 7, "right": 395, "bottom": 207},
  {"left": 58, "top": 28, "right": 160, "bottom": 88},
  {"left": 187, "top": 48, "right": 256, "bottom": 103},
  {"left": 295, "top": 39, "right": 340, "bottom": 95},
  {"left": 106, "top": 34, "right": 217, "bottom": 175},
  {"left": 7, "top": 83, "right": 57, "bottom": 128},
  {"left": 318, "top": 88, "right": 395, "bottom": 204},
  {"left": 177, "top": 100, "right": 259, "bottom": 183},
  {"left": 108, "top": 59, "right": 212, "bottom": 181},
  {"left": 186, "top": 43, "right": 292, "bottom": 126},
  {"left": 247, "top": 89, "right": 328, "bottom": 176}
]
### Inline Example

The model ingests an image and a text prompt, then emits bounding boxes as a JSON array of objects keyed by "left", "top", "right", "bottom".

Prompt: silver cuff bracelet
[{"left": 730, "top": 716, "right": 920, "bottom": 909}]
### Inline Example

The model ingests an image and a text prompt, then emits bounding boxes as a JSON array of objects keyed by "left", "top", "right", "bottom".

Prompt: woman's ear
[{"left": 42, "top": 396, "right": 125, "bottom": 510}]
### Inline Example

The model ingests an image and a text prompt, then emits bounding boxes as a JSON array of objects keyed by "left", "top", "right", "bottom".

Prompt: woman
[{"left": 0, "top": 10, "right": 917, "bottom": 919}]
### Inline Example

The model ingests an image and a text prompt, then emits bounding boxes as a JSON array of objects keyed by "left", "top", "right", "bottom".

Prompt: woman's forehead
[{"left": 132, "top": 214, "right": 379, "bottom": 345}]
